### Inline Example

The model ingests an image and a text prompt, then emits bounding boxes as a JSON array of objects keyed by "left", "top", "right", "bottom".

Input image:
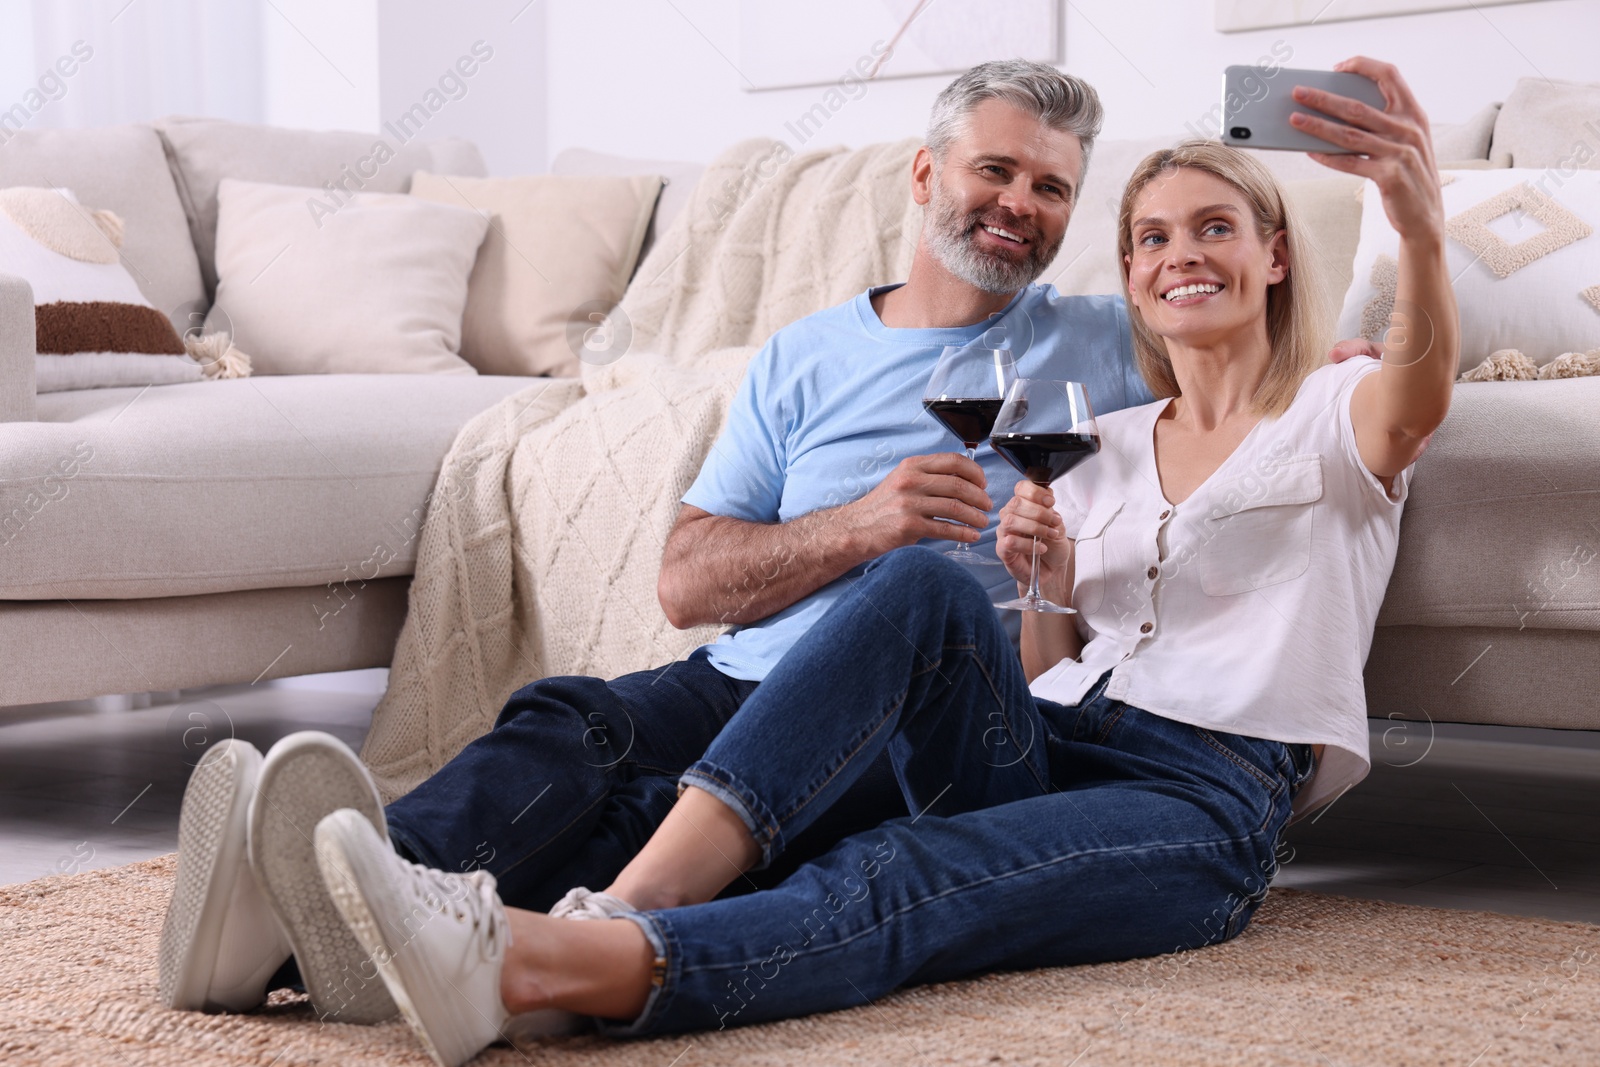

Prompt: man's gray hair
[{"left": 926, "top": 59, "right": 1105, "bottom": 176}]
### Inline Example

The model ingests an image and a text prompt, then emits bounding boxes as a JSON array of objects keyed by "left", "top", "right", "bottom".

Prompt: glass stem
[
  {"left": 959, "top": 445, "right": 978, "bottom": 552},
  {"left": 1027, "top": 536, "right": 1042, "bottom": 602}
]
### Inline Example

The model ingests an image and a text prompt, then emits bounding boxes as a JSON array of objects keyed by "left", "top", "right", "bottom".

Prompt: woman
[{"left": 314, "top": 57, "right": 1457, "bottom": 1063}]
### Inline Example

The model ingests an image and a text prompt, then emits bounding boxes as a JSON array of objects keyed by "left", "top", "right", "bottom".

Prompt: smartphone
[{"left": 1219, "top": 65, "right": 1386, "bottom": 153}]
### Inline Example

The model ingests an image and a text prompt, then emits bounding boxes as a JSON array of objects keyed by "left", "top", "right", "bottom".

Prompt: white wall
[
  {"left": 376, "top": 0, "right": 547, "bottom": 175},
  {"left": 0, "top": 0, "right": 545, "bottom": 170},
  {"left": 0, "top": 0, "right": 265, "bottom": 129},
  {"left": 0, "top": 0, "right": 374, "bottom": 134},
  {"left": 3, "top": 0, "right": 1593, "bottom": 170},
  {"left": 545, "top": 0, "right": 1600, "bottom": 163},
  {"left": 545, "top": 0, "right": 954, "bottom": 163},
  {"left": 256, "top": 0, "right": 552, "bottom": 171},
  {"left": 261, "top": 0, "right": 380, "bottom": 131},
  {"left": 0, "top": 1, "right": 38, "bottom": 109}
]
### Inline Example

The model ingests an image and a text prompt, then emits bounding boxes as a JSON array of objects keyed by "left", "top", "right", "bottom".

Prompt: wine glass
[
  {"left": 921, "top": 334, "right": 1016, "bottom": 566},
  {"left": 989, "top": 379, "right": 1100, "bottom": 613}
]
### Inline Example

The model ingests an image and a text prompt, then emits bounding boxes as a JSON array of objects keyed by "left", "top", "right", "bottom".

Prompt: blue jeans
[
  {"left": 609, "top": 546, "right": 1313, "bottom": 1035},
  {"left": 385, "top": 653, "right": 911, "bottom": 911}
]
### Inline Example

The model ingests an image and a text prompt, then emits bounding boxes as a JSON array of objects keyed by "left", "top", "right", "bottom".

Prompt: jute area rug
[{"left": 3, "top": 856, "right": 1597, "bottom": 1066}]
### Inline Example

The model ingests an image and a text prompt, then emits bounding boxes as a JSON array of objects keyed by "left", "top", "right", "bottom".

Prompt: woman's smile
[{"left": 1159, "top": 279, "right": 1227, "bottom": 306}]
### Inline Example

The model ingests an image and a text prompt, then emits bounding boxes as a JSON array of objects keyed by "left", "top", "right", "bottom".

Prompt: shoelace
[
  {"left": 410, "top": 862, "right": 508, "bottom": 960},
  {"left": 548, "top": 886, "right": 633, "bottom": 921}
]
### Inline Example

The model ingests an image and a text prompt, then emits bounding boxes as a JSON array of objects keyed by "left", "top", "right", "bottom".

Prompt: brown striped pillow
[
  {"left": 0, "top": 186, "right": 187, "bottom": 356},
  {"left": 34, "top": 299, "right": 185, "bottom": 355}
]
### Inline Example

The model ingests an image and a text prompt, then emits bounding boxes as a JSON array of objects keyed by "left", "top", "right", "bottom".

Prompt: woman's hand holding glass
[{"left": 996, "top": 480, "right": 1071, "bottom": 606}]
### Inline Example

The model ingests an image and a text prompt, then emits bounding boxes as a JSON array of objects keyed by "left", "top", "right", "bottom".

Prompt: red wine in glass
[
  {"left": 991, "top": 379, "right": 1099, "bottom": 613},
  {"left": 922, "top": 343, "right": 1015, "bottom": 566},
  {"left": 922, "top": 397, "right": 1004, "bottom": 451},
  {"left": 988, "top": 431, "right": 1100, "bottom": 485}
]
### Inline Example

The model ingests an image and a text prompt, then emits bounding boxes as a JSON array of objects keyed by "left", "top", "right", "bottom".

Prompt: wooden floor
[
  {"left": 2, "top": 672, "right": 1597, "bottom": 926},
  {"left": 0, "top": 671, "right": 380, "bottom": 888}
]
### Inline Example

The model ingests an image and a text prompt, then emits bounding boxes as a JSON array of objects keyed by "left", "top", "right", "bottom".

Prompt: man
[{"left": 159, "top": 58, "right": 1368, "bottom": 1026}]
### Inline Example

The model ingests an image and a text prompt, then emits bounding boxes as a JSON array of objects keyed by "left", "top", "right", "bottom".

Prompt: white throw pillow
[
  {"left": 1338, "top": 169, "right": 1600, "bottom": 372},
  {"left": 408, "top": 172, "right": 660, "bottom": 378},
  {"left": 34, "top": 351, "right": 203, "bottom": 393},
  {"left": 207, "top": 178, "right": 489, "bottom": 375},
  {"left": 0, "top": 186, "right": 213, "bottom": 391}
]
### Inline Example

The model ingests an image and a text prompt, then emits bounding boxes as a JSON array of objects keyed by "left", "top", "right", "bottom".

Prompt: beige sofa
[
  {"left": 3, "top": 79, "right": 1596, "bottom": 739},
  {"left": 0, "top": 119, "right": 549, "bottom": 705}
]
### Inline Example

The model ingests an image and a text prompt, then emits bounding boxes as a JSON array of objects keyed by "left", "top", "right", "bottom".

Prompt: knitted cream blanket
[{"left": 362, "top": 137, "right": 923, "bottom": 801}]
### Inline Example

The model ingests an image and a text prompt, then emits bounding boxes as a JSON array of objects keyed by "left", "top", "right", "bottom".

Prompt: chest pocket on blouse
[
  {"left": 1196, "top": 455, "right": 1323, "bottom": 597},
  {"left": 1070, "top": 500, "right": 1123, "bottom": 615}
]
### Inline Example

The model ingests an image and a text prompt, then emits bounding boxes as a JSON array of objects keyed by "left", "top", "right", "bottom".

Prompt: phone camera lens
[{"left": 1229, "top": 126, "right": 1252, "bottom": 140}]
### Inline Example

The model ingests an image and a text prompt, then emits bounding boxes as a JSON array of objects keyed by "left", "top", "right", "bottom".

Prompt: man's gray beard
[{"left": 923, "top": 174, "right": 1064, "bottom": 295}]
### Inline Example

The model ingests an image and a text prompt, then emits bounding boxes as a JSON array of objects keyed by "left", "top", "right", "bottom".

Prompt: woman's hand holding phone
[
  {"left": 1296, "top": 57, "right": 1460, "bottom": 485},
  {"left": 1288, "top": 56, "right": 1444, "bottom": 241}
]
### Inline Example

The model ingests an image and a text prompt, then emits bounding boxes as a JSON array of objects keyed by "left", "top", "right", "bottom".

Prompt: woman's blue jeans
[{"left": 609, "top": 546, "right": 1314, "bottom": 1036}]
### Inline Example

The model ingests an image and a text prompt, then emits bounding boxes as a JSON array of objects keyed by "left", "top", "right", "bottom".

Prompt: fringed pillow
[
  {"left": 0, "top": 186, "right": 249, "bottom": 392},
  {"left": 1458, "top": 347, "right": 1600, "bottom": 382},
  {"left": 1338, "top": 169, "right": 1600, "bottom": 377}
]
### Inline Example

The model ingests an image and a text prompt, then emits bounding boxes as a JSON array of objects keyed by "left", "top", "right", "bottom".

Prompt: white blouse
[{"left": 1030, "top": 357, "right": 1411, "bottom": 817}]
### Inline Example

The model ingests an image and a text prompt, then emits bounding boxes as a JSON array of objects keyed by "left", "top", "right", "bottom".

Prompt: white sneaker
[
  {"left": 249, "top": 731, "right": 397, "bottom": 1024},
  {"left": 492, "top": 888, "right": 636, "bottom": 1041},
  {"left": 159, "top": 739, "right": 293, "bottom": 1012},
  {"left": 549, "top": 886, "right": 634, "bottom": 921},
  {"left": 492, "top": 887, "right": 637, "bottom": 1040},
  {"left": 315, "top": 808, "right": 513, "bottom": 1067}
]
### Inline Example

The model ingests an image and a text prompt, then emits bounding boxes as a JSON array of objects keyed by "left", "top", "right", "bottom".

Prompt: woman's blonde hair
[{"left": 1116, "top": 139, "right": 1330, "bottom": 417}]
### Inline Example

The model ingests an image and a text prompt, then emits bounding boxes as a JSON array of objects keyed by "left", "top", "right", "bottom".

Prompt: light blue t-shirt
[{"left": 681, "top": 283, "right": 1154, "bottom": 682}]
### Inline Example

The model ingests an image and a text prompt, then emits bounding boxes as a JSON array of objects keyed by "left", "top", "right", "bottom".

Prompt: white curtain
[{"left": 6, "top": 0, "right": 264, "bottom": 128}]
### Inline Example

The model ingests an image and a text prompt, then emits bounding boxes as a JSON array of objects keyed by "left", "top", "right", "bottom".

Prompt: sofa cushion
[
  {"left": 0, "top": 125, "right": 206, "bottom": 323},
  {"left": 208, "top": 179, "right": 487, "bottom": 375},
  {"left": 409, "top": 171, "right": 660, "bottom": 377},
  {"left": 1377, "top": 378, "right": 1600, "bottom": 633},
  {"left": 0, "top": 373, "right": 541, "bottom": 600},
  {"left": 1489, "top": 77, "right": 1600, "bottom": 169},
  {"left": 11, "top": 184, "right": 210, "bottom": 390},
  {"left": 1432, "top": 102, "right": 1502, "bottom": 163},
  {"left": 154, "top": 116, "right": 489, "bottom": 300},
  {"left": 0, "top": 189, "right": 187, "bottom": 364},
  {"left": 1283, "top": 176, "right": 1365, "bottom": 322},
  {"left": 549, "top": 148, "right": 704, "bottom": 271}
]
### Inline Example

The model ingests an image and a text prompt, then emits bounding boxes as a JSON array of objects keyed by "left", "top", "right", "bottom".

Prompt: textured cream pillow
[
  {"left": 1337, "top": 169, "right": 1600, "bottom": 372},
  {"left": 207, "top": 178, "right": 489, "bottom": 375},
  {"left": 408, "top": 172, "right": 661, "bottom": 377}
]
